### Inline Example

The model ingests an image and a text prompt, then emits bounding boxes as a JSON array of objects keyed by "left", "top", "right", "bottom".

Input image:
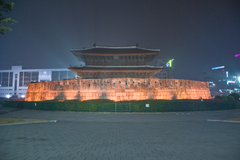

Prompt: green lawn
[
  {"left": 0, "top": 118, "right": 47, "bottom": 124},
  {"left": 219, "top": 118, "right": 240, "bottom": 121}
]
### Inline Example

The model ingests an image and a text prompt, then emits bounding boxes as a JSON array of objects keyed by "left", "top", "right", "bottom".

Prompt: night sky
[{"left": 0, "top": 0, "right": 239, "bottom": 80}]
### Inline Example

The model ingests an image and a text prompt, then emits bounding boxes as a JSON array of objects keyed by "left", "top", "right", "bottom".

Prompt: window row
[
  {"left": 0, "top": 72, "right": 13, "bottom": 87},
  {"left": 52, "top": 71, "right": 76, "bottom": 81},
  {"left": 19, "top": 72, "right": 39, "bottom": 87}
]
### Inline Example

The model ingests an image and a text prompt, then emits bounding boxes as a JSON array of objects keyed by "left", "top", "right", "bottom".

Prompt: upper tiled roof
[
  {"left": 71, "top": 45, "right": 160, "bottom": 54},
  {"left": 68, "top": 65, "right": 164, "bottom": 70}
]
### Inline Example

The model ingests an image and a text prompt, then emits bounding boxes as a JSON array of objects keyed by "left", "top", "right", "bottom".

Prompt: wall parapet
[{"left": 25, "top": 78, "right": 211, "bottom": 101}]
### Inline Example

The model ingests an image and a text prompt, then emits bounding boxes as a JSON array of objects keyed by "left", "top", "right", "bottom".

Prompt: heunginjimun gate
[{"left": 25, "top": 45, "right": 211, "bottom": 101}]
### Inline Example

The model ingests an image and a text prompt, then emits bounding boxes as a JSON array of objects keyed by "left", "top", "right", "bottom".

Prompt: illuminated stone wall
[{"left": 25, "top": 78, "right": 211, "bottom": 101}]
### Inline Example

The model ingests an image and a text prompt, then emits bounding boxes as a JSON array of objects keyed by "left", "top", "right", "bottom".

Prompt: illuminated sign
[
  {"left": 212, "top": 66, "right": 225, "bottom": 70},
  {"left": 39, "top": 75, "right": 51, "bottom": 79},
  {"left": 166, "top": 59, "right": 174, "bottom": 67},
  {"left": 226, "top": 71, "right": 228, "bottom": 78},
  {"left": 39, "top": 70, "right": 51, "bottom": 79},
  {"left": 235, "top": 54, "right": 240, "bottom": 57},
  {"left": 166, "top": 60, "right": 171, "bottom": 67},
  {"left": 227, "top": 81, "right": 236, "bottom": 85}
]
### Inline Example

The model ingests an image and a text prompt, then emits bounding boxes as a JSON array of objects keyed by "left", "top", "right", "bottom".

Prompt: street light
[{"left": 6, "top": 94, "right": 11, "bottom": 99}]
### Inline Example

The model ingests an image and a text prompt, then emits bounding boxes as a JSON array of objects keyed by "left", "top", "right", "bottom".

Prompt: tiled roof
[
  {"left": 71, "top": 45, "right": 160, "bottom": 54},
  {"left": 69, "top": 65, "right": 163, "bottom": 70}
]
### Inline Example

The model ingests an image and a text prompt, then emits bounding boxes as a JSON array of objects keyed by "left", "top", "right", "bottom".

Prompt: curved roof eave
[{"left": 71, "top": 45, "right": 160, "bottom": 53}]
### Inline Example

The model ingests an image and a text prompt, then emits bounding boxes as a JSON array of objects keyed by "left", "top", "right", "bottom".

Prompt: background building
[
  {"left": 154, "top": 59, "right": 174, "bottom": 79},
  {"left": 198, "top": 65, "right": 240, "bottom": 97},
  {"left": 0, "top": 66, "right": 76, "bottom": 99}
]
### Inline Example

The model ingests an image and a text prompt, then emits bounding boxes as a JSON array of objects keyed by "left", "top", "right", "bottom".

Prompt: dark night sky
[{"left": 0, "top": 0, "right": 239, "bottom": 80}]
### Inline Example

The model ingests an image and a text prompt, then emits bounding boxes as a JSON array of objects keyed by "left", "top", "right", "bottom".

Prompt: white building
[
  {"left": 154, "top": 59, "right": 174, "bottom": 79},
  {"left": 0, "top": 66, "right": 76, "bottom": 99}
]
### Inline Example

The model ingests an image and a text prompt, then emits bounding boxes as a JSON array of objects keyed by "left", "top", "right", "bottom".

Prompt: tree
[
  {"left": 214, "top": 95, "right": 222, "bottom": 100},
  {"left": 221, "top": 95, "right": 228, "bottom": 101},
  {"left": 0, "top": 0, "right": 17, "bottom": 35},
  {"left": 229, "top": 93, "right": 240, "bottom": 101},
  {"left": 227, "top": 95, "right": 235, "bottom": 102}
]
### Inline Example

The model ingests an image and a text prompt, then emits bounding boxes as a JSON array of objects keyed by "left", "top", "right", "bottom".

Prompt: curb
[
  {"left": 207, "top": 119, "right": 240, "bottom": 123},
  {"left": 0, "top": 120, "right": 57, "bottom": 126}
]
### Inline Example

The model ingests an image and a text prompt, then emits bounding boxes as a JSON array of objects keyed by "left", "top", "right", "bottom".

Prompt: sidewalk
[{"left": 0, "top": 108, "right": 240, "bottom": 160}]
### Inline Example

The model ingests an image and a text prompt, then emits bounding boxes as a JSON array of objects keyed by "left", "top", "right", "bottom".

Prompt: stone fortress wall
[{"left": 25, "top": 78, "right": 211, "bottom": 101}]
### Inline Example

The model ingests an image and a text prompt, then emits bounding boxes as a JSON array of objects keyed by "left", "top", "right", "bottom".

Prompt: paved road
[{"left": 0, "top": 108, "right": 240, "bottom": 160}]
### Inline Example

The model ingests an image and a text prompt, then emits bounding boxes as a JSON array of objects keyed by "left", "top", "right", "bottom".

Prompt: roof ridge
[{"left": 71, "top": 45, "right": 160, "bottom": 52}]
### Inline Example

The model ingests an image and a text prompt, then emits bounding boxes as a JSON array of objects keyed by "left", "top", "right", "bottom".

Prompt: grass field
[
  {"left": 0, "top": 118, "right": 47, "bottom": 124},
  {"left": 219, "top": 118, "right": 240, "bottom": 121}
]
